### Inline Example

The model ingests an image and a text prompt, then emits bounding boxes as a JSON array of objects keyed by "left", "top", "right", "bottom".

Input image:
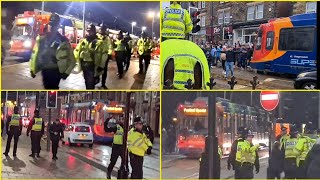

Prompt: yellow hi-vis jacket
[
  {"left": 10, "top": 114, "right": 20, "bottom": 127},
  {"left": 294, "top": 135, "right": 316, "bottom": 166},
  {"left": 97, "top": 33, "right": 113, "bottom": 55},
  {"left": 32, "top": 118, "right": 43, "bottom": 131},
  {"left": 137, "top": 38, "right": 152, "bottom": 56},
  {"left": 127, "top": 129, "right": 152, "bottom": 157},
  {"left": 161, "top": 39, "right": 211, "bottom": 89},
  {"left": 30, "top": 34, "right": 76, "bottom": 75},
  {"left": 280, "top": 134, "right": 290, "bottom": 150},
  {"left": 113, "top": 124, "right": 124, "bottom": 145},
  {"left": 74, "top": 38, "right": 106, "bottom": 77},
  {"left": 235, "top": 140, "right": 259, "bottom": 164},
  {"left": 284, "top": 137, "right": 299, "bottom": 159},
  {"left": 161, "top": 4, "right": 193, "bottom": 39}
]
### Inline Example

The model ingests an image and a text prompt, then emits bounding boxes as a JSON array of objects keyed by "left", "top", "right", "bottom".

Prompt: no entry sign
[{"left": 260, "top": 91, "right": 280, "bottom": 111}]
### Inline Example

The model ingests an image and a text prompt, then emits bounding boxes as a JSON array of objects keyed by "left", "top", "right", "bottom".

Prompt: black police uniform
[
  {"left": 3, "top": 115, "right": 23, "bottom": 156},
  {"left": 123, "top": 36, "right": 132, "bottom": 71},
  {"left": 49, "top": 122, "right": 64, "bottom": 159},
  {"left": 27, "top": 116, "right": 45, "bottom": 157}
]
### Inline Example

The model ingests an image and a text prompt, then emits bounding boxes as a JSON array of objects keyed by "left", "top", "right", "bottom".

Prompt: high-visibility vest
[
  {"left": 137, "top": 38, "right": 152, "bottom": 56},
  {"left": 113, "top": 124, "right": 124, "bottom": 145},
  {"left": 30, "top": 34, "right": 76, "bottom": 75},
  {"left": 236, "top": 140, "right": 259, "bottom": 164},
  {"left": 161, "top": 39, "right": 211, "bottom": 89},
  {"left": 161, "top": 4, "right": 193, "bottom": 39},
  {"left": 9, "top": 114, "right": 20, "bottom": 127},
  {"left": 97, "top": 33, "right": 113, "bottom": 55},
  {"left": 127, "top": 130, "right": 152, "bottom": 157},
  {"left": 284, "top": 137, "right": 298, "bottom": 159},
  {"left": 295, "top": 136, "right": 315, "bottom": 165},
  {"left": 114, "top": 39, "right": 126, "bottom": 52},
  {"left": 32, "top": 118, "right": 43, "bottom": 131},
  {"left": 280, "top": 134, "right": 290, "bottom": 150}
]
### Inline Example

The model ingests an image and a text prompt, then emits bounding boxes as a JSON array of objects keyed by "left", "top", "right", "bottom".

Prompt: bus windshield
[{"left": 12, "top": 24, "right": 33, "bottom": 39}]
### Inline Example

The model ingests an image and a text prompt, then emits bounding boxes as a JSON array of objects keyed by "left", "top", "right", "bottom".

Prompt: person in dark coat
[
  {"left": 49, "top": 119, "right": 64, "bottom": 160},
  {"left": 304, "top": 138, "right": 320, "bottom": 178},
  {"left": 267, "top": 141, "right": 284, "bottom": 179}
]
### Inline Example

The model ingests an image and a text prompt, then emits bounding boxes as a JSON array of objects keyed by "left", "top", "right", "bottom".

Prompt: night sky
[
  {"left": 2, "top": 1, "right": 160, "bottom": 37},
  {"left": 162, "top": 92, "right": 320, "bottom": 128}
]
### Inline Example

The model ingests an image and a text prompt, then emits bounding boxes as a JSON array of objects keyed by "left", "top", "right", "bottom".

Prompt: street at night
[
  {"left": 2, "top": 91, "right": 160, "bottom": 179},
  {"left": 162, "top": 91, "right": 320, "bottom": 179},
  {"left": 2, "top": 2, "right": 160, "bottom": 90}
]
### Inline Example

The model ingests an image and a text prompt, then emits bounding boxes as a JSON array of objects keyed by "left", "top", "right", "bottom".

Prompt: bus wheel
[{"left": 302, "top": 82, "right": 316, "bottom": 90}]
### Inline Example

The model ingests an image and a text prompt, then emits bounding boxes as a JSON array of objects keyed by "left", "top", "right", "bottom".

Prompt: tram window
[
  {"left": 279, "top": 27, "right": 314, "bottom": 52},
  {"left": 255, "top": 30, "right": 262, "bottom": 50},
  {"left": 266, "top": 31, "right": 274, "bottom": 50}
]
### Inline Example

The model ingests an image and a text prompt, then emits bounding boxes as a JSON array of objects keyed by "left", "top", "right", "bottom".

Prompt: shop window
[
  {"left": 279, "top": 27, "right": 314, "bottom": 51},
  {"left": 247, "top": 4, "right": 264, "bottom": 21}
]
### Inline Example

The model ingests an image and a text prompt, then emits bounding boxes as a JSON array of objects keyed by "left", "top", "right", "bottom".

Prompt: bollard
[
  {"left": 227, "top": 76, "right": 237, "bottom": 90},
  {"left": 207, "top": 77, "right": 217, "bottom": 90},
  {"left": 163, "top": 79, "right": 174, "bottom": 89},
  {"left": 184, "top": 79, "right": 194, "bottom": 89},
  {"left": 250, "top": 76, "right": 260, "bottom": 90}
]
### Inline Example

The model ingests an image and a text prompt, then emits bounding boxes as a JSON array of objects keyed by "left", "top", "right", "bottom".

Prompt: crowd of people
[{"left": 199, "top": 42, "right": 254, "bottom": 79}]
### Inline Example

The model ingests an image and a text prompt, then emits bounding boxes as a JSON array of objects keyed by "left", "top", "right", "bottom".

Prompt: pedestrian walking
[
  {"left": 27, "top": 109, "right": 45, "bottom": 158},
  {"left": 137, "top": 32, "right": 152, "bottom": 74},
  {"left": 127, "top": 117, "right": 152, "bottom": 179},
  {"left": 114, "top": 31, "right": 128, "bottom": 78},
  {"left": 222, "top": 46, "right": 241, "bottom": 79},
  {"left": 49, "top": 119, "right": 64, "bottom": 160},
  {"left": 3, "top": 106, "right": 22, "bottom": 157},
  {"left": 211, "top": 46, "right": 217, "bottom": 67},
  {"left": 29, "top": 13, "right": 76, "bottom": 89}
]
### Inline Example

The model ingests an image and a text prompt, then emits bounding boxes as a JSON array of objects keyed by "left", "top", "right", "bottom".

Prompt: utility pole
[
  {"left": 82, "top": 2, "right": 86, "bottom": 38},
  {"left": 41, "top": 1, "right": 44, "bottom": 11}
]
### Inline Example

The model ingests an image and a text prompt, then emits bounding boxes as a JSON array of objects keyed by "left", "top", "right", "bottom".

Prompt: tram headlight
[{"left": 23, "top": 40, "right": 32, "bottom": 48}]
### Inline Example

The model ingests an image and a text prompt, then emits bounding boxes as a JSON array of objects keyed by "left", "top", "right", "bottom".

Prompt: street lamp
[
  {"left": 142, "top": 26, "right": 147, "bottom": 33},
  {"left": 173, "top": 117, "right": 178, "bottom": 122},
  {"left": 82, "top": 2, "right": 86, "bottom": 38},
  {"left": 131, "top": 21, "right": 136, "bottom": 35},
  {"left": 148, "top": 11, "right": 156, "bottom": 39}
]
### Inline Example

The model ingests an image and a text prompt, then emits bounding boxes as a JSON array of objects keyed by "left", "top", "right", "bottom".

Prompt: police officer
[
  {"left": 124, "top": 33, "right": 133, "bottom": 71},
  {"left": 137, "top": 32, "right": 153, "bottom": 74},
  {"left": 30, "top": 13, "right": 76, "bottom": 89},
  {"left": 282, "top": 126, "right": 299, "bottom": 179},
  {"left": 27, "top": 109, "right": 45, "bottom": 158},
  {"left": 161, "top": 1, "right": 193, "bottom": 41},
  {"left": 227, "top": 127, "right": 260, "bottom": 178},
  {"left": 106, "top": 118, "right": 128, "bottom": 179},
  {"left": 294, "top": 126, "right": 316, "bottom": 178},
  {"left": 49, "top": 119, "right": 64, "bottom": 160},
  {"left": 127, "top": 117, "right": 152, "bottom": 179},
  {"left": 3, "top": 106, "right": 22, "bottom": 157},
  {"left": 97, "top": 23, "right": 113, "bottom": 89},
  {"left": 161, "top": 39, "right": 211, "bottom": 89},
  {"left": 74, "top": 24, "right": 105, "bottom": 89},
  {"left": 114, "top": 31, "right": 128, "bottom": 78}
]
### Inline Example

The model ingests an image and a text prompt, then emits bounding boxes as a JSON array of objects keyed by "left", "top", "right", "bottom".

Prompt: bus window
[
  {"left": 266, "top": 31, "right": 274, "bottom": 50},
  {"left": 255, "top": 29, "right": 262, "bottom": 50},
  {"left": 279, "top": 27, "right": 314, "bottom": 52}
]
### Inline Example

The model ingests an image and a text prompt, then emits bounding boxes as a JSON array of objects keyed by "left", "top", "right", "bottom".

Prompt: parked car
[
  {"left": 294, "top": 71, "right": 317, "bottom": 89},
  {"left": 62, "top": 123, "right": 94, "bottom": 148}
]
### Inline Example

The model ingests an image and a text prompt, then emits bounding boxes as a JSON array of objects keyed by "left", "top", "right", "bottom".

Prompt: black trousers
[
  {"left": 41, "top": 68, "right": 61, "bottom": 89},
  {"left": 284, "top": 158, "right": 299, "bottom": 179},
  {"left": 267, "top": 167, "right": 281, "bottom": 179},
  {"left": 107, "top": 144, "right": 128, "bottom": 173},
  {"left": 4, "top": 132, "right": 19, "bottom": 155},
  {"left": 139, "top": 54, "right": 151, "bottom": 73},
  {"left": 234, "top": 163, "right": 254, "bottom": 179},
  {"left": 101, "top": 56, "right": 111, "bottom": 86},
  {"left": 115, "top": 51, "right": 126, "bottom": 76},
  {"left": 297, "top": 160, "right": 306, "bottom": 179},
  {"left": 129, "top": 153, "right": 144, "bottom": 179},
  {"left": 51, "top": 138, "right": 59, "bottom": 157},
  {"left": 125, "top": 51, "right": 132, "bottom": 70},
  {"left": 81, "top": 63, "right": 95, "bottom": 89},
  {"left": 31, "top": 131, "right": 42, "bottom": 155}
]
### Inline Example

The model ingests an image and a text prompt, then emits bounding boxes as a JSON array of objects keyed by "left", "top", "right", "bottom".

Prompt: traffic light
[
  {"left": 46, "top": 91, "right": 57, "bottom": 108},
  {"left": 189, "top": 7, "right": 201, "bottom": 33}
]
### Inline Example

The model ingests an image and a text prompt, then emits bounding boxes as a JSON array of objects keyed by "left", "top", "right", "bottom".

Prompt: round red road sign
[{"left": 260, "top": 91, "right": 280, "bottom": 111}]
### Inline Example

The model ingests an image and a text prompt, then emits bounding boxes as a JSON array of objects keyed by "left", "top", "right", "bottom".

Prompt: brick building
[
  {"left": 292, "top": 2, "right": 317, "bottom": 15},
  {"left": 205, "top": 2, "right": 293, "bottom": 45}
]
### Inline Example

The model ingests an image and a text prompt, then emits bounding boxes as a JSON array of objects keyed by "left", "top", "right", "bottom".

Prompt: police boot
[
  {"left": 29, "top": 153, "right": 35, "bottom": 158},
  {"left": 37, "top": 153, "right": 41, "bottom": 158}
]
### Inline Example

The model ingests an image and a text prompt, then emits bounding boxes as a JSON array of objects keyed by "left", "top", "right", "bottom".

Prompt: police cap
[
  {"left": 134, "top": 117, "right": 142, "bottom": 124},
  {"left": 13, "top": 106, "right": 19, "bottom": 113},
  {"left": 49, "top": 13, "right": 60, "bottom": 27}
]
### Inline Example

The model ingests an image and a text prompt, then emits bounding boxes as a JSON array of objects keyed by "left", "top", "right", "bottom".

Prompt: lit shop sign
[
  {"left": 106, "top": 106, "right": 123, "bottom": 113},
  {"left": 16, "top": 17, "right": 34, "bottom": 25},
  {"left": 183, "top": 107, "right": 208, "bottom": 116}
]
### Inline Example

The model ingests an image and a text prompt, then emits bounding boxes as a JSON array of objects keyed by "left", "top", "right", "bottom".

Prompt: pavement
[
  {"left": 209, "top": 65, "right": 295, "bottom": 90},
  {"left": 162, "top": 150, "right": 269, "bottom": 179},
  {"left": 1, "top": 128, "right": 160, "bottom": 179},
  {"left": 2, "top": 57, "right": 160, "bottom": 90}
]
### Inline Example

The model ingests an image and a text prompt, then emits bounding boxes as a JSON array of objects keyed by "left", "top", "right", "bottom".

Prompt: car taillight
[{"left": 179, "top": 136, "right": 186, "bottom": 141}]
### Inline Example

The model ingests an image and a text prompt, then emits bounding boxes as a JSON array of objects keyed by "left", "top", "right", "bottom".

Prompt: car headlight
[
  {"left": 23, "top": 40, "right": 32, "bottom": 48},
  {"left": 297, "top": 72, "right": 308, "bottom": 78},
  {"left": 10, "top": 41, "right": 13, "bottom": 46}
]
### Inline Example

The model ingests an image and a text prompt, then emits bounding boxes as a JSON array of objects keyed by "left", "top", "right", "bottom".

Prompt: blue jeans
[{"left": 226, "top": 61, "right": 234, "bottom": 77}]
